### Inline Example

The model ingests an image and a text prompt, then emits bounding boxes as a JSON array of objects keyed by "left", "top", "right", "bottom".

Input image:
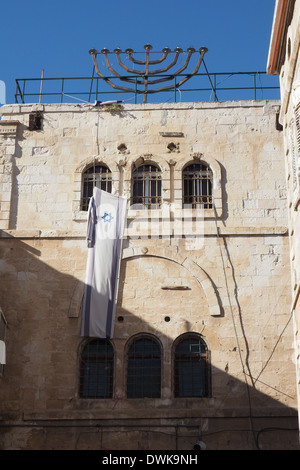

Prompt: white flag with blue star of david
[{"left": 81, "top": 187, "right": 127, "bottom": 338}]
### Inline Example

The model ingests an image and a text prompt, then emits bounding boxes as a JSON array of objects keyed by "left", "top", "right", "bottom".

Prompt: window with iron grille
[
  {"left": 29, "top": 112, "right": 43, "bottom": 131},
  {"left": 174, "top": 335, "right": 210, "bottom": 397},
  {"left": 81, "top": 164, "right": 112, "bottom": 211},
  {"left": 79, "top": 339, "right": 114, "bottom": 398},
  {"left": 182, "top": 163, "right": 213, "bottom": 209},
  {"left": 127, "top": 336, "right": 161, "bottom": 398},
  {"left": 132, "top": 164, "right": 162, "bottom": 209}
]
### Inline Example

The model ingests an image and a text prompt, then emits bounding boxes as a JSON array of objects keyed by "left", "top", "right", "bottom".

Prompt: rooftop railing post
[
  {"left": 15, "top": 79, "right": 24, "bottom": 104},
  {"left": 61, "top": 78, "right": 65, "bottom": 103},
  {"left": 214, "top": 74, "right": 217, "bottom": 101},
  {"left": 22, "top": 80, "right": 26, "bottom": 104},
  {"left": 39, "top": 70, "right": 44, "bottom": 104}
]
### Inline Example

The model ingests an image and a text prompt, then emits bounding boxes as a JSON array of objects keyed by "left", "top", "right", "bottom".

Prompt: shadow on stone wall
[{"left": 0, "top": 236, "right": 299, "bottom": 450}]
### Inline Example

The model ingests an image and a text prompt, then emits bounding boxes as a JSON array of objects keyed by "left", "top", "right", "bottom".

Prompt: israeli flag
[{"left": 81, "top": 188, "right": 127, "bottom": 338}]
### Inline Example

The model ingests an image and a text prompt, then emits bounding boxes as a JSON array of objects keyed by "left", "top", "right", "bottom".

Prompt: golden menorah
[{"left": 89, "top": 44, "right": 208, "bottom": 103}]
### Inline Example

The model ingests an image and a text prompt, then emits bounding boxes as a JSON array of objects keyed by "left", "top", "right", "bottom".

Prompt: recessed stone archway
[{"left": 122, "top": 246, "right": 221, "bottom": 317}]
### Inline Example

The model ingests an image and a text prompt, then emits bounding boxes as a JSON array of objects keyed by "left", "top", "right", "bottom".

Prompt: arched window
[
  {"left": 174, "top": 334, "right": 210, "bottom": 397},
  {"left": 81, "top": 164, "right": 112, "bottom": 211},
  {"left": 127, "top": 336, "right": 161, "bottom": 398},
  {"left": 79, "top": 339, "right": 114, "bottom": 398},
  {"left": 132, "top": 163, "right": 161, "bottom": 209},
  {"left": 182, "top": 163, "right": 213, "bottom": 209}
]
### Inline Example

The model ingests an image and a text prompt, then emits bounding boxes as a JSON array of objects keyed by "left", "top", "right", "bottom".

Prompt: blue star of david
[{"left": 101, "top": 212, "right": 114, "bottom": 223}]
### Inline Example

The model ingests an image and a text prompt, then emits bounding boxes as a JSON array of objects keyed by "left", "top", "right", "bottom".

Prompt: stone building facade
[
  {"left": 267, "top": 0, "right": 300, "bottom": 435},
  {"left": 0, "top": 100, "right": 299, "bottom": 450}
]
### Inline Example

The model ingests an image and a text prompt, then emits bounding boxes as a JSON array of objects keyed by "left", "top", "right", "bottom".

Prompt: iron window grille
[
  {"left": 127, "top": 337, "right": 161, "bottom": 398},
  {"left": 79, "top": 339, "right": 114, "bottom": 398},
  {"left": 182, "top": 163, "right": 213, "bottom": 209},
  {"left": 29, "top": 112, "right": 43, "bottom": 131},
  {"left": 81, "top": 164, "right": 112, "bottom": 211},
  {"left": 174, "top": 335, "right": 210, "bottom": 397},
  {"left": 132, "top": 164, "right": 162, "bottom": 209}
]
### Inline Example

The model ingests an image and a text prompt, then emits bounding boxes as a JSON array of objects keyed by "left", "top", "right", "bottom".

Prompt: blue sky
[{"left": 0, "top": 0, "right": 279, "bottom": 104}]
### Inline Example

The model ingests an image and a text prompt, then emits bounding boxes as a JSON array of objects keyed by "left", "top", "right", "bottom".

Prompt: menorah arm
[
  {"left": 89, "top": 49, "right": 136, "bottom": 93},
  {"left": 147, "top": 53, "right": 181, "bottom": 75},
  {"left": 89, "top": 49, "right": 107, "bottom": 78},
  {"left": 123, "top": 47, "right": 204, "bottom": 76},
  {"left": 125, "top": 48, "right": 207, "bottom": 87},
  {"left": 103, "top": 53, "right": 123, "bottom": 77},
  {"left": 174, "top": 47, "right": 208, "bottom": 86},
  {"left": 171, "top": 49, "right": 195, "bottom": 75},
  {"left": 117, "top": 75, "right": 175, "bottom": 86},
  {"left": 115, "top": 52, "right": 146, "bottom": 75},
  {"left": 185, "top": 47, "right": 207, "bottom": 75},
  {"left": 125, "top": 46, "right": 172, "bottom": 65},
  {"left": 144, "top": 47, "right": 208, "bottom": 93},
  {"left": 115, "top": 50, "right": 181, "bottom": 76},
  {"left": 117, "top": 70, "right": 201, "bottom": 93},
  {"left": 136, "top": 75, "right": 180, "bottom": 86},
  {"left": 90, "top": 48, "right": 126, "bottom": 79}
]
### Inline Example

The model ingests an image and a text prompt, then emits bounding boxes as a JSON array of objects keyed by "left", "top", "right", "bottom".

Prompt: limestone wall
[
  {"left": 0, "top": 101, "right": 299, "bottom": 450},
  {"left": 276, "top": 0, "right": 300, "bottom": 435}
]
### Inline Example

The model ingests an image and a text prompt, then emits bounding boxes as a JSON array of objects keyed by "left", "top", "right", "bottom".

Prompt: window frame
[
  {"left": 81, "top": 163, "right": 112, "bottom": 211},
  {"left": 174, "top": 155, "right": 222, "bottom": 217},
  {"left": 131, "top": 163, "right": 162, "bottom": 209},
  {"left": 173, "top": 333, "right": 211, "bottom": 398},
  {"left": 126, "top": 335, "right": 162, "bottom": 399},
  {"left": 182, "top": 162, "right": 213, "bottom": 209},
  {"left": 72, "top": 156, "right": 119, "bottom": 221}
]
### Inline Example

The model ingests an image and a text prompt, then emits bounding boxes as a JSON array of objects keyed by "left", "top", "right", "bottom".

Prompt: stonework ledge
[
  {"left": 0, "top": 226, "right": 288, "bottom": 239},
  {"left": 22, "top": 405, "right": 298, "bottom": 422},
  {"left": 0, "top": 229, "right": 86, "bottom": 239}
]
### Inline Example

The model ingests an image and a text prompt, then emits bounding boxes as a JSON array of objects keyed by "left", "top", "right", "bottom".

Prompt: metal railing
[{"left": 14, "top": 71, "right": 280, "bottom": 104}]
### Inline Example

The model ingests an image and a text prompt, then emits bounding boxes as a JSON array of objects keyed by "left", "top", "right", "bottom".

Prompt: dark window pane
[
  {"left": 81, "top": 164, "right": 112, "bottom": 211},
  {"left": 127, "top": 338, "right": 161, "bottom": 398},
  {"left": 174, "top": 336, "right": 209, "bottom": 397},
  {"left": 132, "top": 164, "right": 161, "bottom": 209},
  {"left": 80, "top": 339, "right": 114, "bottom": 398},
  {"left": 182, "top": 163, "right": 213, "bottom": 209}
]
